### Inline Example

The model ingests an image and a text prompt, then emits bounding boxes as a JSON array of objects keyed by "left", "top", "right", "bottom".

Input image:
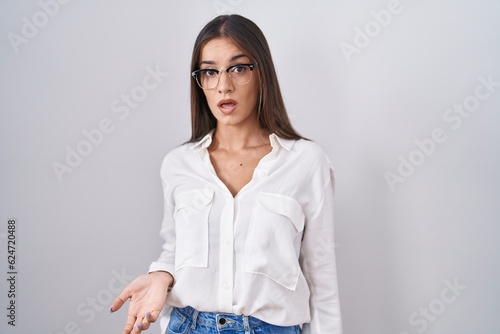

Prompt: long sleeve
[
  {"left": 148, "top": 177, "right": 176, "bottom": 277},
  {"left": 299, "top": 163, "right": 343, "bottom": 334}
]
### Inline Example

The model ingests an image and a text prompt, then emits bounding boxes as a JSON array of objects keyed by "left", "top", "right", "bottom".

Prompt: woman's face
[{"left": 199, "top": 38, "right": 260, "bottom": 129}]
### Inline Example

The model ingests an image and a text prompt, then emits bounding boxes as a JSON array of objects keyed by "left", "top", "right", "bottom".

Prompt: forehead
[{"left": 200, "top": 38, "right": 248, "bottom": 63}]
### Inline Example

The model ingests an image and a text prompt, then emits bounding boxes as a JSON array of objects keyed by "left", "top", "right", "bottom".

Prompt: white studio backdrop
[{"left": 1, "top": 1, "right": 499, "bottom": 333}]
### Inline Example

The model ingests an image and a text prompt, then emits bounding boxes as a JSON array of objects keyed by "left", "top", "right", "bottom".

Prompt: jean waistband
[{"left": 173, "top": 306, "right": 266, "bottom": 329}]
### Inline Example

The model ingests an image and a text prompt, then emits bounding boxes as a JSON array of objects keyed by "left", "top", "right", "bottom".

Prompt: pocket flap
[
  {"left": 175, "top": 188, "right": 214, "bottom": 214},
  {"left": 257, "top": 192, "right": 305, "bottom": 232}
]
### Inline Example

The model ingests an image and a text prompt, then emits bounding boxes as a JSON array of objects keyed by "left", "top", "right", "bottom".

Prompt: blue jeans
[{"left": 166, "top": 306, "right": 301, "bottom": 334}]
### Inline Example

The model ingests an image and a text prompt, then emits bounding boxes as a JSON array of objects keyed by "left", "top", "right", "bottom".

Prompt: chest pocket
[
  {"left": 244, "top": 192, "right": 305, "bottom": 290},
  {"left": 173, "top": 188, "right": 214, "bottom": 271}
]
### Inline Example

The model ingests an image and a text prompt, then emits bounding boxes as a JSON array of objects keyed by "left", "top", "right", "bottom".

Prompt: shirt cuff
[{"left": 148, "top": 261, "right": 175, "bottom": 278}]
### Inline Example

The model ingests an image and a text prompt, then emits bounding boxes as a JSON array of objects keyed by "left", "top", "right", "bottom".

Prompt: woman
[{"left": 111, "top": 14, "right": 342, "bottom": 334}]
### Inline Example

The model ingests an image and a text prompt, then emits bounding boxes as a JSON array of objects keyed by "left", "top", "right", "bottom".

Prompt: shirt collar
[
  {"left": 191, "top": 131, "right": 295, "bottom": 151},
  {"left": 191, "top": 131, "right": 214, "bottom": 150},
  {"left": 269, "top": 133, "right": 295, "bottom": 151}
]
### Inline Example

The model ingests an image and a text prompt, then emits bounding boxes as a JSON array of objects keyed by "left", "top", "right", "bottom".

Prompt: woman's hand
[{"left": 110, "top": 271, "right": 173, "bottom": 334}]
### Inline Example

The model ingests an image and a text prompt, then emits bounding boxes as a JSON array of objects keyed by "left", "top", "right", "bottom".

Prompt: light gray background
[{"left": 1, "top": 1, "right": 499, "bottom": 333}]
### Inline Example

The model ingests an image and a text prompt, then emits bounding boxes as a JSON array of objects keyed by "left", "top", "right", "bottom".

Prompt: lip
[{"left": 217, "top": 99, "right": 238, "bottom": 115}]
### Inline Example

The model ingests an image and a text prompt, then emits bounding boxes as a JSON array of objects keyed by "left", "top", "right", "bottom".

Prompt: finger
[
  {"left": 134, "top": 324, "right": 144, "bottom": 334},
  {"left": 121, "top": 323, "right": 135, "bottom": 334},
  {"left": 121, "top": 314, "right": 137, "bottom": 334},
  {"left": 139, "top": 317, "right": 151, "bottom": 331},
  {"left": 145, "top": 310, "right": 161, "bottom": 323},
  {"left": 133, "top": 320, "right": 145, "bottom": 334},
  {"left": 138, "top": 309, "right": 161, "bottom": 331},
  {"left": 110, "top": 296, "right": 127, "bottom": 313},
  {"left": 133, "top": 312, "right": 151, "bottom": 334},
  {"left": 111, "top": 284, "right": 133, "bottom": 313}
]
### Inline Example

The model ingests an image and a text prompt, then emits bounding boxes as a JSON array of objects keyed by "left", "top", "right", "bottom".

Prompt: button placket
[{"left": 218, "top": 197, "right": 234, "bottom": 312}]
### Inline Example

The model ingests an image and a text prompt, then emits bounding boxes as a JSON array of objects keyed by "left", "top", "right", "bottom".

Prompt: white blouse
[{"left": 149, "top": 132, "right": 342, "bottom": 334}]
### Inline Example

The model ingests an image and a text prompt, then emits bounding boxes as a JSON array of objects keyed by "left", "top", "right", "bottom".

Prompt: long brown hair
[{"left": 188, "top": 14, "right": 306, "bottom": 142}]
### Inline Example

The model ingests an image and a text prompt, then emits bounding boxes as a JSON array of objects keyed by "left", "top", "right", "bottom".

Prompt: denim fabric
[{"left": 166, "top": 306, "right": 301, "bottom": 334}]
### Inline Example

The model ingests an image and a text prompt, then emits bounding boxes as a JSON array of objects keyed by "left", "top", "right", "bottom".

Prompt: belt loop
[
  {"left": 190, "top": 310, "right": 199, "bottom": 330},
  {"left": 243, "top": 315, "right": 250, "bottom": 334}
]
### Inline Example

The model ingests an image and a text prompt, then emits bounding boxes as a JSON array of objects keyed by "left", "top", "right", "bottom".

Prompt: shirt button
[
  {"left": 258, "top": 170, "right": 267, "bottom": 178},
  {"left": 222, "top": 282, "right": 229, "bottom": 290},
  {"left": 223, "top": 238, "right": 230, "bottom": 246}
]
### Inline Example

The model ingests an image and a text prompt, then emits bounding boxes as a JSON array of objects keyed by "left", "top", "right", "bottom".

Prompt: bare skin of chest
[{"left": 209, "top": 144, "right": 272, "bottom": 197}]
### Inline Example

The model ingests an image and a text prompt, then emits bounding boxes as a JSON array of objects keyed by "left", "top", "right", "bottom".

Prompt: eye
[
  {"left": 202, "top": 69, "right": 218, "bottom": 77},
  {"left": 230, "top": 65, "right": 248, "bottom": 74}
]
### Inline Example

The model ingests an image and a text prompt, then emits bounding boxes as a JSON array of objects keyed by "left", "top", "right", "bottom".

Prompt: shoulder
[
  {"left": 292, "top": 138, "right": 327, "bottom": 154},
  {"left": 160, "top": 142, "right": 199, "bottom": 175},
  {"left": 290, "top": 139, "right": 333, "bottom": 169},
  {"left": 161, "top": 142, "right": 187, "bottom": 162},
  {"left": 293, "top": 139, "right": 335, "bottom": 186},
  {"left": 275, "top": 137, "right": 334, "bottom": 187}
]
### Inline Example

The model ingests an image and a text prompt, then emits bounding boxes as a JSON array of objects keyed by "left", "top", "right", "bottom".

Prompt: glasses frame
[{"left": 191, "top": 63, "right": 258, "bottom": 90}]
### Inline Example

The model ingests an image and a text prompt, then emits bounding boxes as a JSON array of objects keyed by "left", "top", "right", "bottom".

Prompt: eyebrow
[{"left": 199, "top": 54, "right": 249, "bottom": 66}]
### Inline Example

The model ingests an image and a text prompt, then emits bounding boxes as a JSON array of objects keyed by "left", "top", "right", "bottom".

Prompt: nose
[{"left": 217, "top": 70, "right": 234, "bottom": 93}]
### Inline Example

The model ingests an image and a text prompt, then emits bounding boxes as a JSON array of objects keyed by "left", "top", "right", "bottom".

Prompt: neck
[{"left": 212, "top": 122, "right": 270, "bottom": 152}]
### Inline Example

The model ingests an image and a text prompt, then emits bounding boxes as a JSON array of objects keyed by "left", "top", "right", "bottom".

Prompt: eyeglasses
[{"left": 191, "top": 63, "right": 258, "bottom": 90}]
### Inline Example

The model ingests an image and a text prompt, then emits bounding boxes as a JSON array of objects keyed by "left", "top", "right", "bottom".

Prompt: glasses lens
[
  {"left": 197, "top": 69, "right": 218, "bottom": 90},
  {"left": 228, "top": 65, "right": 253, "bottom": 86}
]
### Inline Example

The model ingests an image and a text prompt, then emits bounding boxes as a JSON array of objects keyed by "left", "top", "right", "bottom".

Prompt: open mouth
[{"left": 217, "top": 99, "right": 237, "bottom": 114}]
